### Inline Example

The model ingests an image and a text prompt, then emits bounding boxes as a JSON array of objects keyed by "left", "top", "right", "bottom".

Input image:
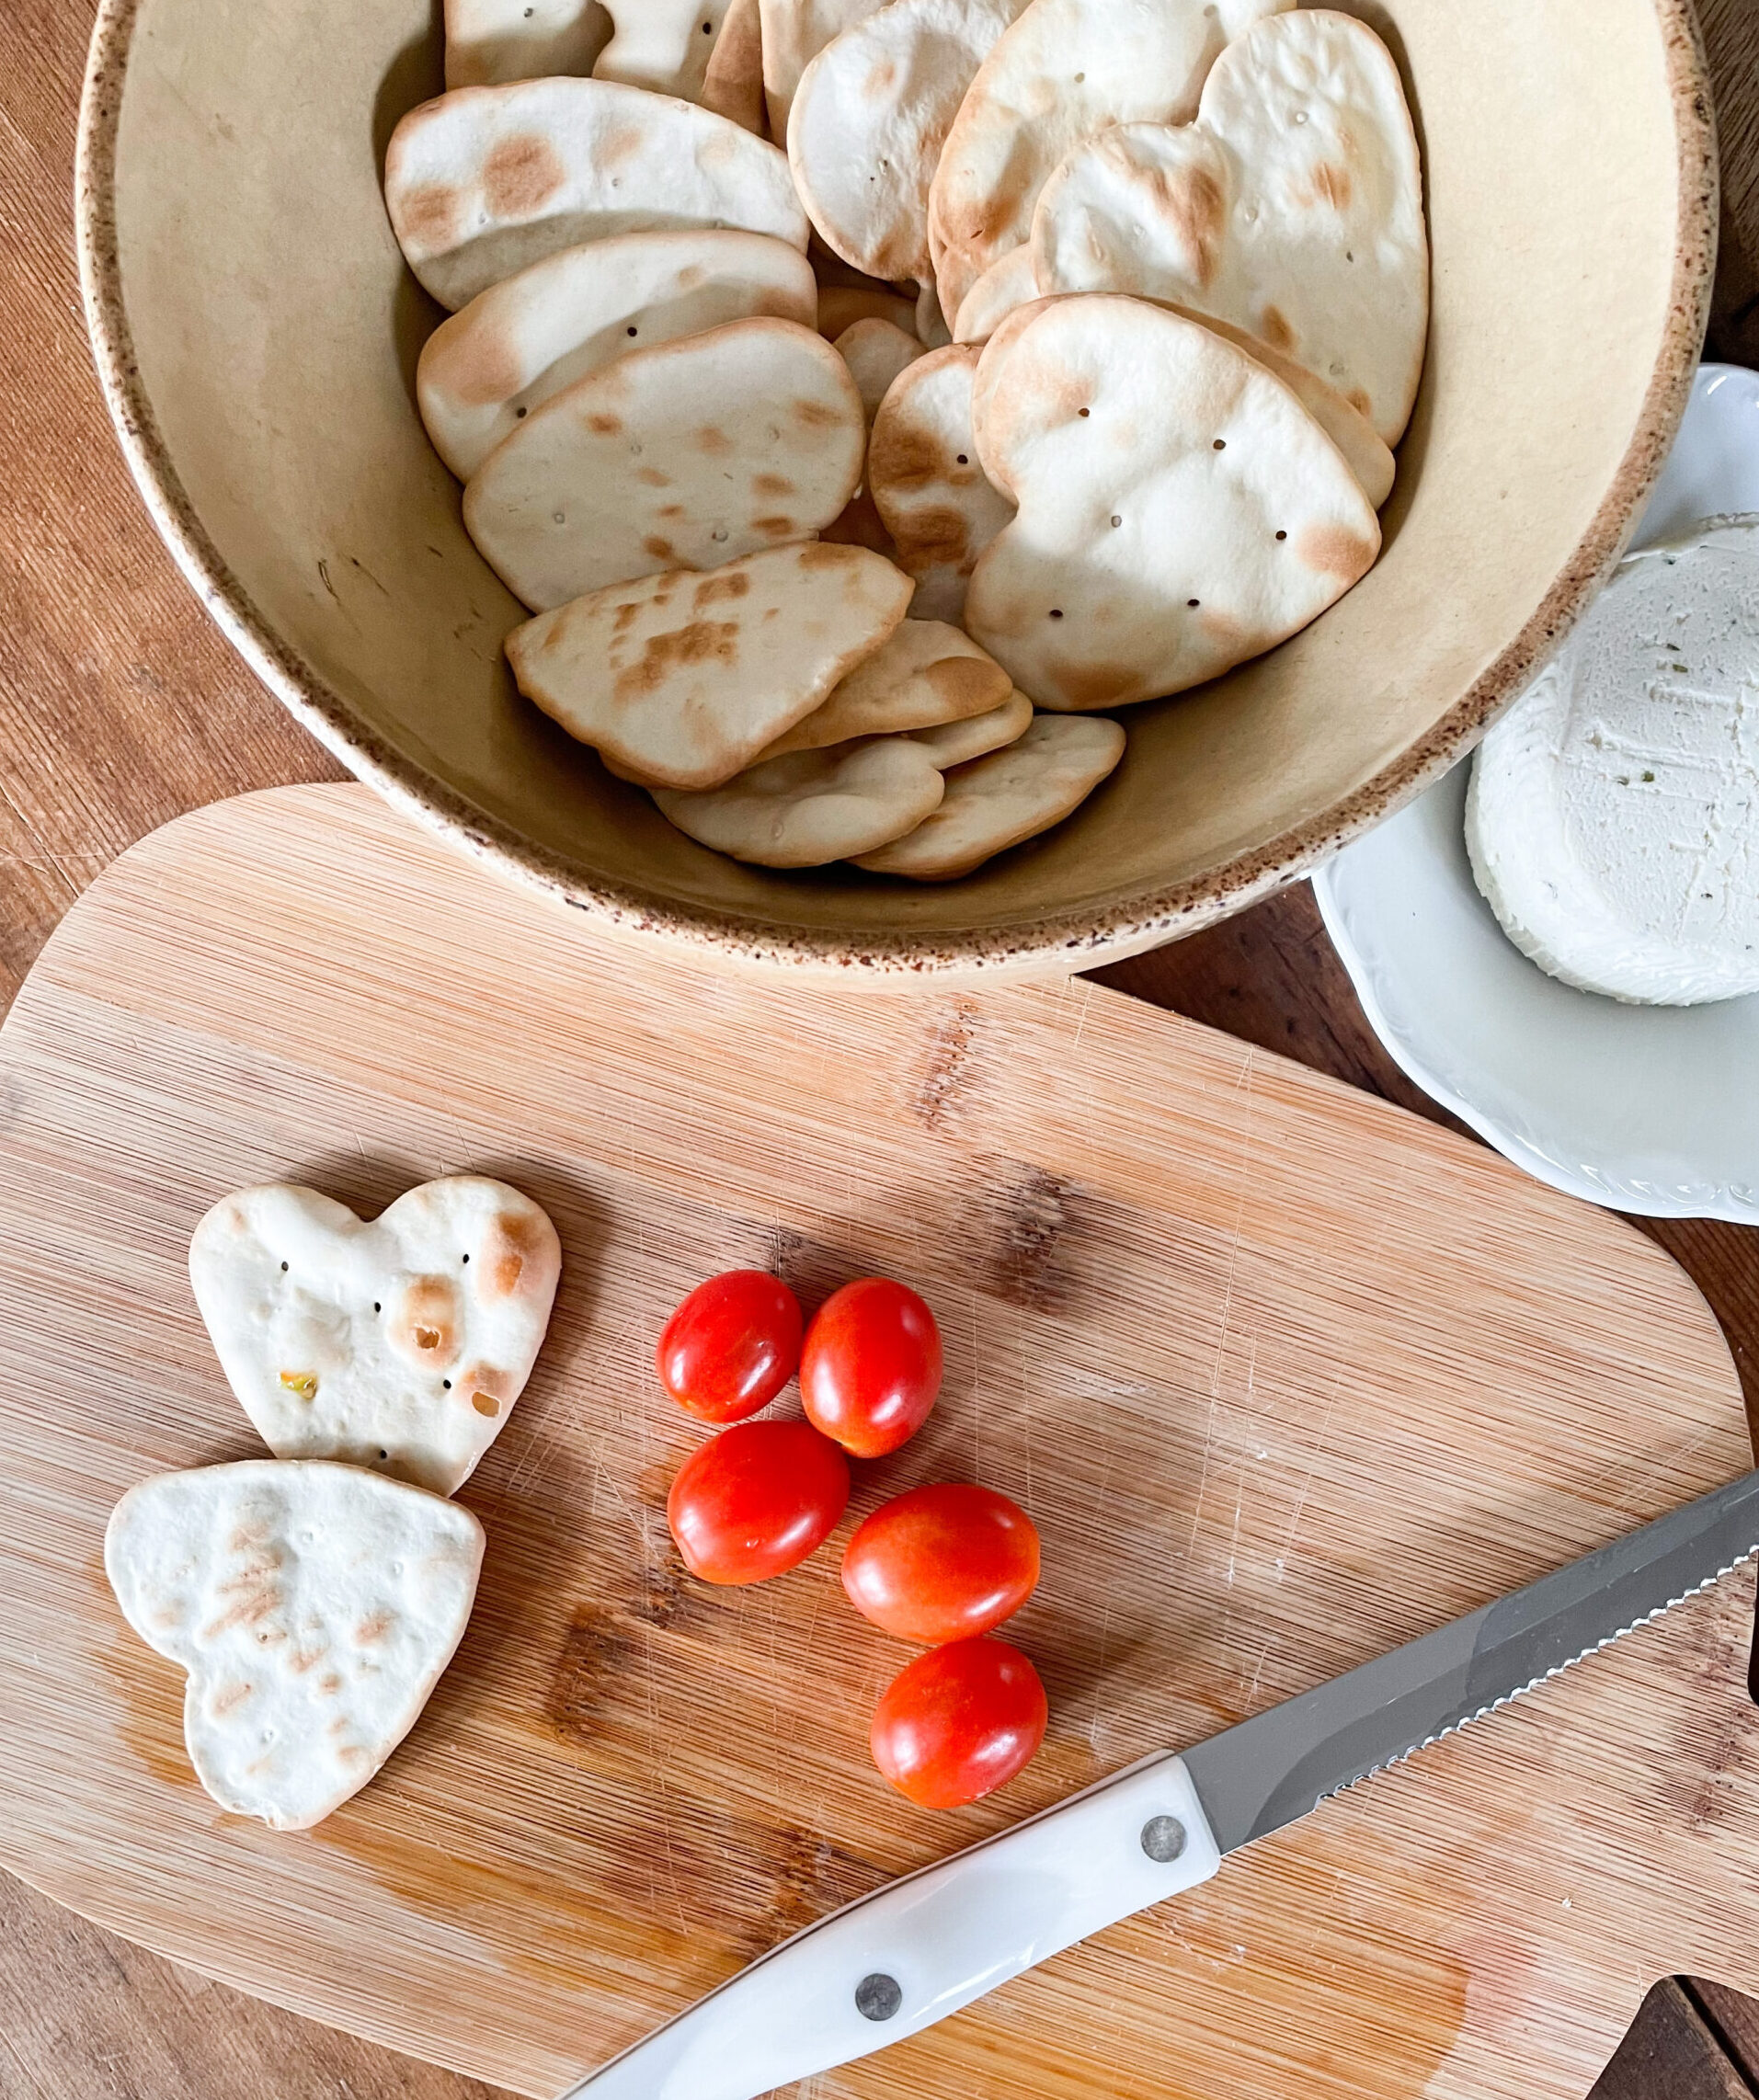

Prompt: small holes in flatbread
[
  {"left": 442, "top": 1379, "right": 452, "bottom": 1389},
  {"left": 1077, "top": 407, "right": 1089, "bottom": 418},
  {"left": 1275, "top": 530, "right": 1287, "bottom": 541},
  {"left": 1048, "top": 609, "right": 1063, "bottom": 619},
  {"left": 1111, "top": 514, "right": 1122, "bottom": 528},
  {"left": 1187, "top": 598, "right": 1200, "bottom": 608},
  {"left": 1212, "top": 439, "right": 1226, "bottom": 451}
]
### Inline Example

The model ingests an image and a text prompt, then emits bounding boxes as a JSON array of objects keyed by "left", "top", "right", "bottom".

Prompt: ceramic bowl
[
  {"left": 1315, "top": 363, "right": 1759, "bottom": 1223},
  {"left": 76, "top": 0, "right": 1714, "bottom": 978}
]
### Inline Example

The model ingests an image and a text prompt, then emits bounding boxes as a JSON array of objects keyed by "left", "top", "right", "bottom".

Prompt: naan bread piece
[
  {"left": 653, "top": 739, "right": 946, "bottom": 864},
  {"left": 420, "top": 232, "right": 817, "bottom": 478},
  {"left": 702, "top": 0, "right": 769, "bottom": 131},
  {"left": 190, "top": 1179, "right": 561, "bottom": 1495},
  {"left": 901, "top": 686, "right": 1032, "bottom": 764},
  {"left": 868, "top": 345, "right": 1014, "bottom": 622},
  {"left": 506, "top": 542, "right": 914, "bottom": 787},
  {"left": 964, "top": 296, "right": 1380, "bottom": 710},
  {"left": 594, "top": 0, "right": 734, "bottom": 100},
  {"left": 855, "top": 713, "right": 1123, "bottom": 875},
  {"left": 817, "top": 284, "right": 922, "bottom": 339},
  {"left": 445, "top": 0, "right": 611, "bottom": 87},
  {"left": 835, "top": 317, "right": 927, "bottom": 421},
  {"left": 106, "top": 1462, "right": 484, "bottom": 1831},
  {"left": 953, "top": 245, "right": 1038, "bottom": 343},
  {"left": 1031, "top": 13, "right": 1427, "bottom": 444},
  {"left": 927, "top": 0, "right": 1288, "bottom": 318},
  {"left": 463, "top": 316, "right": 864, "bottom": 607},
  {"left": 787, "top": 0, "right": 1029, "bottom": 282},
  {"left": 384, "top": 79, "right": 807, "bottom": 310},
  {"left": 757, "top": 618, "right": 1011, "bottom": 755},
  {"left": 760, "top": 0, "right": 888, "bottom": 144}
]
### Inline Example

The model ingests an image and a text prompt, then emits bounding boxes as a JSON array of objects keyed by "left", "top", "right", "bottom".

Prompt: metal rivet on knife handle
[
  {"left": 1139, "top": 1815, "right": 1188, "bottom": 1863},
  {"left": 855, "top": 1973, "right": 903, "bottom": 2022}
]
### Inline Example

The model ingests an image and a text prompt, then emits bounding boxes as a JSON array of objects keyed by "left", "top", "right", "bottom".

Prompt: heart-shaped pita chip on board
[
  {"left": 964, "top": 295, "right": 1380, "bottom": 710},
  {"left": 654, "top": 737, "right": 947, "bottom": 864},
  {"left": 701, "top": 0, "right": 769, "bottom": 132},
  {"left": 508, "top": 542, "right": 914, "bottom": 787},
  {"left": 787, "top": 0, "right": 1029, "bottom": 283},
  {"left": 106, "top": 1462, "right": 484, "bottom": 1830},
  {"left": 189, "top": 1178, "right": 561, "bottom": 1496},
  {"left": 444, "top": 0, "right": 611, "bottom": 88},
  {"left": 1032, "top": 12, "right": 1427, "bottom": 444},
  {"left": 855, "top": 712, "right": 1124, "bottom": 876},
  {"left": 952, "top": 245, "right": 1039, "bottom": 343},
  {"left": 463, "top": 316, "right": 864, "bottom": 608},
  {"left": 593, "top": 0, "right": 735, "bottom": 100},
  {"left": 420, "top": 231, "right": 817, "bottom": 479},
  {"left": 760, "top": 0, "right": 889, "bottom": 154},
  {"left": 901, "top": 685, "right": 1033, "bottom": 766},
  {"left": 834, "top": 317, "right": 927, "bottom": 422},
  {"left": 868, "top": 345, "right": 1015, "bottom": 622},
  {"left": 757, "top": 617, "right": 1011, "bottom": 756},
  {"left": 926, "top": 0, "right": 1288, "bottom": 320},
  {"left": 384, "top": 78, "right": 807, "bottom": 311}
]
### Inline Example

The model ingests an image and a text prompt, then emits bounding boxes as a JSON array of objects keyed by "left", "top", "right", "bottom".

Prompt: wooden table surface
[{"left": 5, "top": 3, "right": 1759, "bottom": 2095}]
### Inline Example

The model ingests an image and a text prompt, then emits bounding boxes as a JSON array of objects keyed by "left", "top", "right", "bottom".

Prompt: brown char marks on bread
[
  {"left": 481, "top": 1206, "right": 554, "bottom": 1300},
  {"left": 928, "top": 656, "right": 1002, "bottom": 709},
  {"left": 1296, "top": 520, "right": 1377, "bottom": 581},
  {"left": 612, "top": 621, "right": 740, "bottom": 703},
  {"left": 389, "top": 1275, "right": 463, "bottom": 1369},
  {"left": 897, "top": 505, "right": 972, "bottom": 569},
  {"left": 1146, "top": 162, "right": 1225, "bottom": 287},
  {"left": 692, "top": 569, "right": 751, "bottom": 607},
  {"left": 794, "top": 397, "right": 846, "bottom": 429},
  {"left": 482, "top": 132, "right": 565, "bottom": 218},
  {"left": 1045, "top": 657, "right": 1143, "bottom": 710},
  {"left": 1305, "top": 160, "right": 1353, "bottom": 211},
  {"left": 434, "top": 320, "right": 522, "bottom": 409},
  {"left": 397, "top": 183, "right": 462, "bottom": 255}
]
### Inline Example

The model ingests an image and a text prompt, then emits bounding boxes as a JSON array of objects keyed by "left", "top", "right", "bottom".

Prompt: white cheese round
[{"left": 1465, "top": 516, "right": 1759, "bottom": 1005}]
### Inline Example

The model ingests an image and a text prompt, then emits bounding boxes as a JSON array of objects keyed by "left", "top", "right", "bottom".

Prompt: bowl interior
[{"left": 87, "top": 0, "right": 1705, "bottom": 969}]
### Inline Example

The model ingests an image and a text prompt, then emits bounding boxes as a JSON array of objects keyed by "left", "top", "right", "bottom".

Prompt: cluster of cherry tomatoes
[{"left": 657, "top": 1269, "right": 1047, "bottom": 1809}]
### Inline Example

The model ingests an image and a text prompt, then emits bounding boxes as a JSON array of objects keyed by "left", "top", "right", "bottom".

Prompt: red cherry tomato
[
  {"left": 657, "top": 1270, "right": 803, "bottom": 1423},
  {"left": 870, "top": 1638, "right": 1047, "bottom": 1808},
  {"left": 842, "top": 1483, "right": 1039, "bottom": 1644},
  {"left": 800, "top": 1277, "right": 942, "bottom": 1457},
  {"left": 667, "top": 1420, "right": 849, "bottom": 1585}
]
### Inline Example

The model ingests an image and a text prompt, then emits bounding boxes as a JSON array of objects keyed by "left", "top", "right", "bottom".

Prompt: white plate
[{"left": 1313, "top": 363, "right": 1759, "bottom": 1221}]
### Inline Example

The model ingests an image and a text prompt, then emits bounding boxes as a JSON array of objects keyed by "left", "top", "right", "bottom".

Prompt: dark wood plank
[{"left": 1587, "top": 1981, "right": 1753, "bottom": 2100}]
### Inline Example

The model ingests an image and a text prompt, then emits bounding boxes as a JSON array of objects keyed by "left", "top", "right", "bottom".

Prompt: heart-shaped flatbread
[
  {"left": 384, "top": 79, "right": 806, "bottom": 311},
  {"left": 463, "top": 316, "right": 865, "bottom": 609},
  {"left": 787, "top": 0, "right": 1029, "bottom": 282},
  {"left": 926, "top": 0, "right": 1287, "bottom": 320},
  {"left": 508, "top": 542, "right": 915, "bottom": 787},
  {"left": 1031, "top": 11, "right": 1427, "bottom": 445},
  {"left": 444, "top": 0, "right": 611, "bottom": 88},
  {"left": 964, "top": 295, "right": 1380, "bottom": 710},
  {"left": 654, "top": 738, "right": 947, "bottom": 864},
  {"left": 189, "top": 1178, "right": 561, "bottom": 1496},
  {"left": 420, "top": 232, "right": 817, "bottom": 480},
  {"left": 867, "top": 345, "right": 1015, "bottom": 622},
  {"left": 854, "top": 712, "right": 1124, "bottom": 876},
  {"left": 106, "top": 1461, "right": 484, "bottom": 1830}
]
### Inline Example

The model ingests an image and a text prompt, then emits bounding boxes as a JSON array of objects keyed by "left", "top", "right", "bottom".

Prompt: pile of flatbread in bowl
[
  {"left": 384, "top": 0, "right": 1426, "bottom": 877},
  {"left": 105, "top": 1178, "right": 562, "bottom": 1830}
]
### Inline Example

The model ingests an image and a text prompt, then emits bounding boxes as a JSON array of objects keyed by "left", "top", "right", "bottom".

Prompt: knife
[{"left": 562, "top": 1468, "right": 1759, "bottom": 2100}]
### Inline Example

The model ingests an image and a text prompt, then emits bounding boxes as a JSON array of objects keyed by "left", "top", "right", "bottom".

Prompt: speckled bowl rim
[{"left": 74, "top": 0, "right": 1719, "bottom": 980}]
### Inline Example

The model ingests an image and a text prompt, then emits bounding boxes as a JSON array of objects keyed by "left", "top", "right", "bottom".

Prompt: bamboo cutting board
[{"left": 3, "top": 786, "right": 1759, "bottom": 2100}]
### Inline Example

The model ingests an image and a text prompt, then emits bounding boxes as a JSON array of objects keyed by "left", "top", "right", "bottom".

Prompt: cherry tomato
[
  {"left": 842, "top": 1483, "right": 1039, "bottom": 1644},
  {"left": 870, "top": 1638, "right": 1047, "bottom": 1808},
  {"left": 657, "top": 1270, "right": 803, "bottom": 1423},
  {"left": 800, "top": 1277, "right": 942, "bottom": 1457},
  {"left": 667, "top": 1419, "right": 849, "bottom": 1585}
]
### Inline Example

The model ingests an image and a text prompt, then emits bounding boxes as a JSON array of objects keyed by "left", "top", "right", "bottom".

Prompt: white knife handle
[{"left": 561, "top": 1752, "right": 1220, "bottom": 2100}]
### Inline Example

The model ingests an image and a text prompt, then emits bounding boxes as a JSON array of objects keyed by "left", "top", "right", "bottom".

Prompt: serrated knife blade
[{"left": 560, "top": 1469, "right": 1759, "bottom": 2100}]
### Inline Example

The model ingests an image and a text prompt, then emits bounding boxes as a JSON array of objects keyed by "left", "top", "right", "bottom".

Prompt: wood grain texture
[{"left": 2, "top": 782, "right": 1759, "bottom": 2100}]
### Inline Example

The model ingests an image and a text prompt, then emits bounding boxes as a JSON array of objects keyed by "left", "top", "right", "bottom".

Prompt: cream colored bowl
[{"left": 76, "top": 0, "right": 1715, "bottom": 978}]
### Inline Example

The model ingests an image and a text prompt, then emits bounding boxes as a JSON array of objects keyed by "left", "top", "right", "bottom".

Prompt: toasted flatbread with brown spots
[
  {"left": 786, "top": 0, "right": 1029, "bottom": 283},
  {"left": 463, "top": 316, "right": 864, "bottom": 608},
  {"left": 383, "top": 77, "right": 807, "bottom": 310},
  {"left": 900, "top": 685, "right": 1032, "bottom": 765},
  {"left": 963, "top": 295, "right": 1380, "bottom": 710},
  {"left": 507, "top": 542, "right": 915, "bottom": 788},
  {"left": 654, "top": 737, "right": 946, "bottom": 864},
  {"left": 867, "top": 345, "right": 1014, "bottom": 622},
  {"left": 418, "top": 231, "right": 816, "bottom": 479},
  {"left": 759, "top": 0, "right": 888, "bottom": 143},
  {"left": 444, "top": 0, "right": 611, "bottom": 87},
  {"left": 189, "top": 1179, "right": 562, "bottom": 1496},
  {"left": 855, "top": 712, "right": 1124, "bottom": 875},
  {"left": 1031, "top": 12, "right": 1427, "bottom": 445},
  {"left": 926, "top": 0, "right": 1287, "bottom": 320},
  {"left": 105, "top": 1462, "right": 484, "bottom": 1830},
  {"left": 757, "top": 617, "right": 1011, "bottom": 756},
  {"left": 701, "top": 0, "right": 769, "bottom": 131}
]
